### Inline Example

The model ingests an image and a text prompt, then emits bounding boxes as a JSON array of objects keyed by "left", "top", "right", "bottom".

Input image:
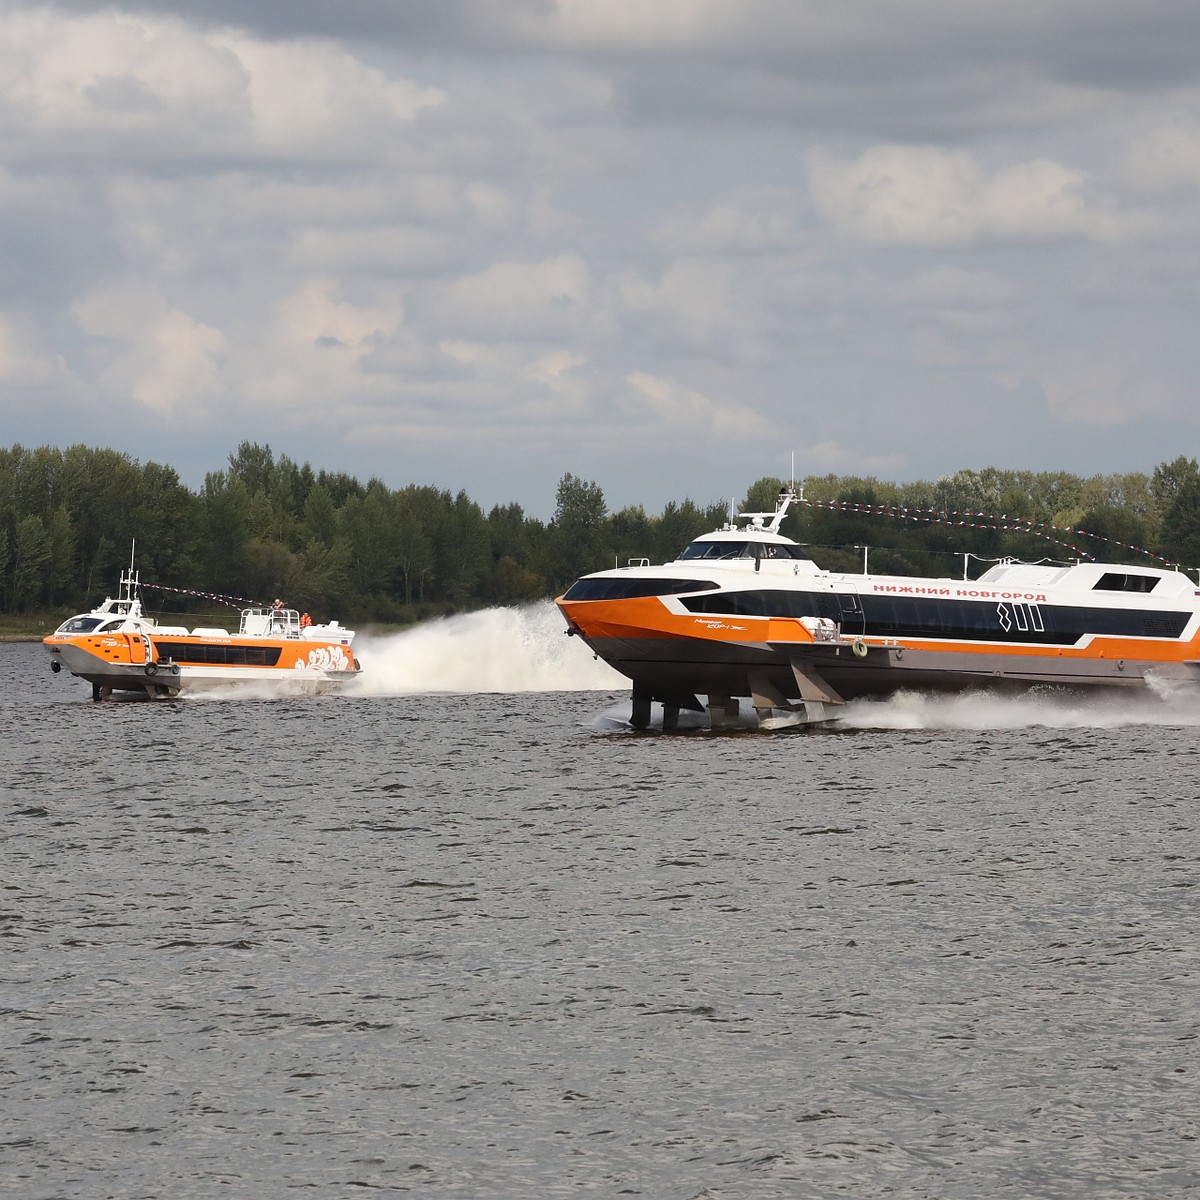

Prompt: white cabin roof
[{"left": 978, "top": 559, "right": 1194, "bottom": 597}]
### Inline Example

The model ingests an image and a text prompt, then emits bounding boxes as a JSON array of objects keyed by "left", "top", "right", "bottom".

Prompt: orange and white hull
[
  {"left": 43, "top": 576, "right": 361, "bottom": 700},
  {"left": 44, "top": 629, "right": 361, "bottom": 698},
  {"left": 557, "top": 555, "right": 1200, "bottom": 727}
]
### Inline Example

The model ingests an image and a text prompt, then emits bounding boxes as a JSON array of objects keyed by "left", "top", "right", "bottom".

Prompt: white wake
[
  {"left": 579, "top": 686, "right": 1200, "bottom": 733},
  {"left": 351, "top": 601, "right": 625, "bottom": 695},
  {"left": 837, "top": 683, "right": 1200, "bottom": 731},
  {"left": 200, "top": 599, "right": 1200, "bottom": 729}
]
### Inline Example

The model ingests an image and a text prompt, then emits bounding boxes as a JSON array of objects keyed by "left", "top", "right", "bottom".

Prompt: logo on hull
[{"left": 295, "top": 645, "right": 351, "bottom": 672}]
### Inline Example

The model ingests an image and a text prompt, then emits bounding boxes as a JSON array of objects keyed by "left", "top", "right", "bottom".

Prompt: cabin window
[
  {"left": 679, "top": 540, "right": 812, "bottom": 562},
  {"left": 153, "top": 642, "right": 283, "bottom": 666},
  {"left": 1143, "top": 614, "right": 1185, "bottom": 637},
  {"left": 684, "top": 590, "right": 842, "bottom": 620},
  {"left": 1094, "top": 573, "right": 1159, "bottom": 593},
  {"left": 57, "top": 616, "right": 104, "bottom": 633},
  {"left": 562, "top": 577, "right": 719, "bottom": 601}
]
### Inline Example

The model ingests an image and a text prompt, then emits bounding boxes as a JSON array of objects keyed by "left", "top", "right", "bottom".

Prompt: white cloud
[
  {"left": 1037, "top": 342, "right": 1190, "bottom": 427},
  {"left": 72, "top": 282, "right": 226, "bottom": 417},
  {"left": 652, "top": 195, "right": 801, "bottom": 255},
  {"left": 286, "top": 225, "right": 454, "bottom": 273},
  {"left": 422, "top": 255, "right": 595, "bottom": 337},
  {"left": 496, "top": 0, "right": 1187, "bottom": 62},
  {"left": 623, "top": 372, "right": 775, "bottom": 440},
  {"left": 1122, "top": 116, "right": 1200, "bottom": 195},
  {"left": 904, "top": 266, "right": 1015, "bottom": 308},
  {"left": 619, "top": 258, "right": 771, "bottom": 353},
  {"left": 0, "top": 9, "right": 245, "bottom": 151},
  {"left": 807, "top": 145, "right": 1125, "bottom": 246},
  {"left": 0, "top": 8, "right": 442, "bottom": 163},
  {"left": 513, "top": 0, "right": 756, "bottom": 51},
  {"left": 0, "top": 313, "right": 78, "bottom": 390},
  {"left": 218, "top": 34, "right": 443, "bottom": 160},
  {"left": 242, "top": 279, "right": 406, "bottom": 416},
  {"left": 132, "top": 309, "right": 227, "bottom": 415},
  {"left": 797, "top": 438, "right": 907, "bottom": 478}
]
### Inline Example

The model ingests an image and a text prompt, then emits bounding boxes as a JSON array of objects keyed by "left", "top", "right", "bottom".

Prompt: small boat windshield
[
  {"left": 56, "top": 615, "right": 105, "bottom": 634},
  {"left": 678, "top": 540, "right": 812, "bottom": 562}
]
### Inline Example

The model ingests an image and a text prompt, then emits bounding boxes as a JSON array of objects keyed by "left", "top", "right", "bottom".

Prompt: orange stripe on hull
[
  {"left": 557, "top": 595, "right": 1200, "bottom": 667},
  {"left": 558, "top": 596, "right": 816, "bottom": 647}
]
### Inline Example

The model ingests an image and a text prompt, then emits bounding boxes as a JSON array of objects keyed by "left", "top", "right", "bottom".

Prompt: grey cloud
[
  {"left": 35, "top": 0, "right": 548, "bottom": 46},
  {"left": 24, "top": 0, "right": 1200, "bottom": 149},
  {"left": 35, "top": 1, "right": 1200, "bottom": 85},
  {"left": 4, "top": 1, "right": 1200, "bottom": 517}
]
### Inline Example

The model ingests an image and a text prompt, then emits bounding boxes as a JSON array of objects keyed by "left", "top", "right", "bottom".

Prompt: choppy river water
[{"left": 3, "top": 604, "right": 1199, "bottom": 1198}]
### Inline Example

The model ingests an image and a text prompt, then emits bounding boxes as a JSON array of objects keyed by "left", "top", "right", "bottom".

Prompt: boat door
[{"left": 837, "top": 584, "right": 865, "bottom": 636}]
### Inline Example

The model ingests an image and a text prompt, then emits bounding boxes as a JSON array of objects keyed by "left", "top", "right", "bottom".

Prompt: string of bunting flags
[
  {"left": 140, "top": 582, "right": 264, "bottom": 609},
  {"left": 794, "top": 497, "right": 1175, "bottom": 568}
]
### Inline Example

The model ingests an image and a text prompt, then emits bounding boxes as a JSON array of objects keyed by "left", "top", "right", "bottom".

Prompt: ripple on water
[{"left": 2, "top": 643, "right": 1199, "bottom": 1197}]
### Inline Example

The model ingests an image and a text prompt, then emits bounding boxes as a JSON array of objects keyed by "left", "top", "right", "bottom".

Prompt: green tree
[
  {"left": 198, "top": 472, "right": 253, "bottom": 593},
  {"left": 393, "top": 485, "right": 442, "bottom": 605},
  {"left": 490, "top": 556, "right": 545, "bottom": 603},
  {"left": 14, "top": 446, "right": 62, "bottom": 519},
  {"left": 303, "top": 484, "right": 338, "bottom": 545},
  {"left": 11, "top": 514, "right": 50, "bottom": 610},
  {"left": 130, "top": 461, "right": 201, "bottom": 587},
  {"left": 295, "top": 539, "right": 351, "bottom": 616},
  {"left": 741, "top": 476, "right": 788, "bottom": 515},
  {"left": 1151, "top": 456, "right": 1200, "bottom": 522},
  {"left": 340, "top": 484, "right": 402, "bottom": 600},
  {"left": 227, "top": 441, "right": 275, "bottom": 497},
  {"left": 550, "top": 473, "right": 607, "bottom": 587},
  {"left": 1156, "top": 458, "right": 1200, "bottom": 570},
  {"left": 485, "top": 497, "right": 548, "bottom": 603},
  {"left": 1074, "top": 504, "right": 1155, "bottom": 566},
  {"left": 315, "top": 469, "right": 365, "bottom": 508},
  {"left": 488, "top": 502, "right": 535, "bottom": 566},
  {"left": 1025, "top": 470, "right": 1084, "bottom": 521},
  {"left": 438, "top": 490, "right": 490, "bottom": 604},
  {"left": 44, "top": 505, "right": 76, "bottom": 605},
  {"left": 654, "top": 498, "right": 726, "bottom": 561},
  {"left": 45, "top": 448, "right": 198, "bottom": 605},
  {"left": 608, "top": 504, "right": 654, "bottom": 566}
]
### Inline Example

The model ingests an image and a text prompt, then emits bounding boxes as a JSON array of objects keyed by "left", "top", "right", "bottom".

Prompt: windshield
[
  {"left": 678, "top": 540, "right": 811, "bottom": 562},
  {"left": 56, "top": 615, "right": 104, "bottom": 634}
]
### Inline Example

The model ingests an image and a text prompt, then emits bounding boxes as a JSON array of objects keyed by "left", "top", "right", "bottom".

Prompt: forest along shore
[{"left": 5, "top": 441, "right": 1200, "bottom": 629}]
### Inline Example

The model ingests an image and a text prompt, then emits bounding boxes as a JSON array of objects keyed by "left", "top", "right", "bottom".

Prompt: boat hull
[
  {"left": 575, "top": 630, "right": 1197, "bottom": 701},
  {"left": 557, "top": 588, "right": 1200, "bottom": 725}
]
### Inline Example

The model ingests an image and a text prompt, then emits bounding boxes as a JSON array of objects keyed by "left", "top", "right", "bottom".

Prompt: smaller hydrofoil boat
[{"left": 44, "top": 568, "right": 361, "bottom": 700}]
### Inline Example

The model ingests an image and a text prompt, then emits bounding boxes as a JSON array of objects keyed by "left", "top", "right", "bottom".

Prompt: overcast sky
[{"left": 4, "top": 1, "right": 1200, "bottom": 516}]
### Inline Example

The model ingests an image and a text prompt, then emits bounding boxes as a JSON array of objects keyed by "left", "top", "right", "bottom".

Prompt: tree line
[{"left": 3, "top": 441, "right": 1200, "bottom": 622}]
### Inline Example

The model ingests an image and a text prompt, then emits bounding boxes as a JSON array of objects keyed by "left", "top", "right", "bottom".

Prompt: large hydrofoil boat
[{"left": 555, "top": 486, "right": 1200, "bottom": 729}]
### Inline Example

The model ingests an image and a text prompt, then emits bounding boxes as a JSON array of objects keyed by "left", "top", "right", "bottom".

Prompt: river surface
[{"left": 3, "top": 605, "right": 1199, "bottom": 1198}]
